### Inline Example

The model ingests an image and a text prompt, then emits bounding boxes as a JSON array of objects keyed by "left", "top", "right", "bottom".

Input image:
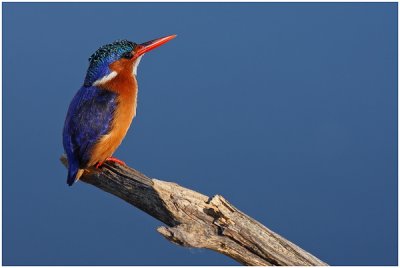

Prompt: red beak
[{"left": 134, "top": 34, "right": 176, "bottom": 58}]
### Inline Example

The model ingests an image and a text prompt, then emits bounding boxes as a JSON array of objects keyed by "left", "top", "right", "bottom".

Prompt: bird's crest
[
  {"left": 88, "top": 40, "right": 136, "bottom": 64},
  {"left": 84, "top": 40, "right": 136, "bottom": 87}
]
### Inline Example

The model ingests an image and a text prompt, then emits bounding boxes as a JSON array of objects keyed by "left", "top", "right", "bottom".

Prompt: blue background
[{"left": 3, "top": 3, "right": 397, "bottom": 265}]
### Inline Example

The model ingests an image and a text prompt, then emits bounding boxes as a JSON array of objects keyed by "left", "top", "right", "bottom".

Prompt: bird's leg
[
  {"left": 95, "top": 161, "right": 104, "bottom": 169},
  {"left": 105, "top": 156, "right": 126, "bottom": 166},
  {"left": 95, "top": 157, "right": 126, "bottom": 169}
]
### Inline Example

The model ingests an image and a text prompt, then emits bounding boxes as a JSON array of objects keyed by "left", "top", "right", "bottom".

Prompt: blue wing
[{"left": 63, "top": 86, "right": 117, "bottom": 185}]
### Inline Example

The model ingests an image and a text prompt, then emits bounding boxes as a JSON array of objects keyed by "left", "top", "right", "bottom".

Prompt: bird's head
[{"left": 84, "top": 35, "right": 176, "bottom": 87}]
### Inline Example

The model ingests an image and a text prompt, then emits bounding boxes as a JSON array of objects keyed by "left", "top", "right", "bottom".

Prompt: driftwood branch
[{"left": 60, "top": 156, "right": 327, "bottom": 266}]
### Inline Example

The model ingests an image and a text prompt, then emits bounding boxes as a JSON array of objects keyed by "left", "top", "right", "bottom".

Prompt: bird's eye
[{"left": 121, "top": 52, "right": 133, "bottom": 59}]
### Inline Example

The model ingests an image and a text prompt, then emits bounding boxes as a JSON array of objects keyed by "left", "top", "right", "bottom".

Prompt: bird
[{"left": 63, "top": 35, "right": 176, "bottom": 186}]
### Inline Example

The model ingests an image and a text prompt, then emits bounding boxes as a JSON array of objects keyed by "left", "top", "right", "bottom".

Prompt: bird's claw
[{"left": 96, "top": 157, "right": 126, "bottom": 168}]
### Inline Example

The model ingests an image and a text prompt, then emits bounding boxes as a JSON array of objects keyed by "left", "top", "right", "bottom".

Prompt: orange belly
[{"left": 87, "top": 74, "right": 138, "bottom": 166}]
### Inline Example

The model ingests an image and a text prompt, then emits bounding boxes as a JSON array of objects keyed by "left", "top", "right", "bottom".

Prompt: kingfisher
[{"left": 63, "top": 35, "right": 176, "bottom": 186}]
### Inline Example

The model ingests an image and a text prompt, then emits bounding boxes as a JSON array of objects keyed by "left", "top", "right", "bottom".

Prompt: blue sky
[{"left": 3, "top": 3, "right": 397, "bottom": 265}]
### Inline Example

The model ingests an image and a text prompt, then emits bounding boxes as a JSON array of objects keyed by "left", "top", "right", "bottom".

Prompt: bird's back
[{"left": 63, "top": 86, "right": 117, "bottom": 185}]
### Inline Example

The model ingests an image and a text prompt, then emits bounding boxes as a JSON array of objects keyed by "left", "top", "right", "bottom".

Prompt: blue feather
[
  {"left": 84, "top": 40, "right": 135, "bottom": 86},
  {"left": 63, "top": 86, "right": 117, "bottom": 186}
]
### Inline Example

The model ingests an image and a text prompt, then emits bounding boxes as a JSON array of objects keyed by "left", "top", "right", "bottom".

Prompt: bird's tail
[{"left": 67, "top": 164, "right": 84, "bottom": 186}]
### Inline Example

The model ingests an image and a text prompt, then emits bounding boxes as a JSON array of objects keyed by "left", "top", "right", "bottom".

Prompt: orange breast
[{"left": 88, "top": 70, "right": 138, "bottom": 166}]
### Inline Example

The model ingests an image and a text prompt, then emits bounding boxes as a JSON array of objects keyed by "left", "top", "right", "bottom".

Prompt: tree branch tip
[
  {"left": 157, "top": 226, "right": 188, "bottom": 247},
  {"left": 60, "top": 154, "right": 68, "bottom": 167}
]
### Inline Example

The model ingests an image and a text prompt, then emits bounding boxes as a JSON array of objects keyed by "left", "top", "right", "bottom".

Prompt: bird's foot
[
  {"left": 106, "top": 156, "right": 126, "bottom": 166},
  {"left": 96, "top": 157, "right": 126, "bottom": 168}
]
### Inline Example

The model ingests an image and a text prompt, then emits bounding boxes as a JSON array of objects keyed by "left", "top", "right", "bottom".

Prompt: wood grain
[{"left": 60, "top": 156, "right": 327, "bottom": 266}]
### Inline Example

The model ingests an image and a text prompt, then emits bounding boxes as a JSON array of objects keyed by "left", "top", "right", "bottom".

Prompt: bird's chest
[
  {"left": 88, "top": 77, "right": 138, "bottom": 164},
  {"left": 111, "top": 89, "right": 137, "bottom": 140}
]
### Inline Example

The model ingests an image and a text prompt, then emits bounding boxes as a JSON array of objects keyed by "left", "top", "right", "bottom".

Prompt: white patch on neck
[
  {"left": 93, "top": 71, "right": 118, "bottom": 86},
  {"left": 132, "top": 55, "right": 143, "bottom": 76}
]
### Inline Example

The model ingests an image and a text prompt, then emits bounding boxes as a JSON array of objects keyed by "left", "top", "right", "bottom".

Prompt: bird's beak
[{"left": 134, "top": 35, "right": 176, "bottom": 58}]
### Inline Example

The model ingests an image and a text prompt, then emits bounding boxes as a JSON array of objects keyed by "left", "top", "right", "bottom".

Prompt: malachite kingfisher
[{"left": 63, "top": 35, "right": 176, "bottom": 186}]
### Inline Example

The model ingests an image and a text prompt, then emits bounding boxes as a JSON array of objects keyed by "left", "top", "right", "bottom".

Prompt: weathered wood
[{"left": 60, "top": 156, "right": 327, "bottom": 266}]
